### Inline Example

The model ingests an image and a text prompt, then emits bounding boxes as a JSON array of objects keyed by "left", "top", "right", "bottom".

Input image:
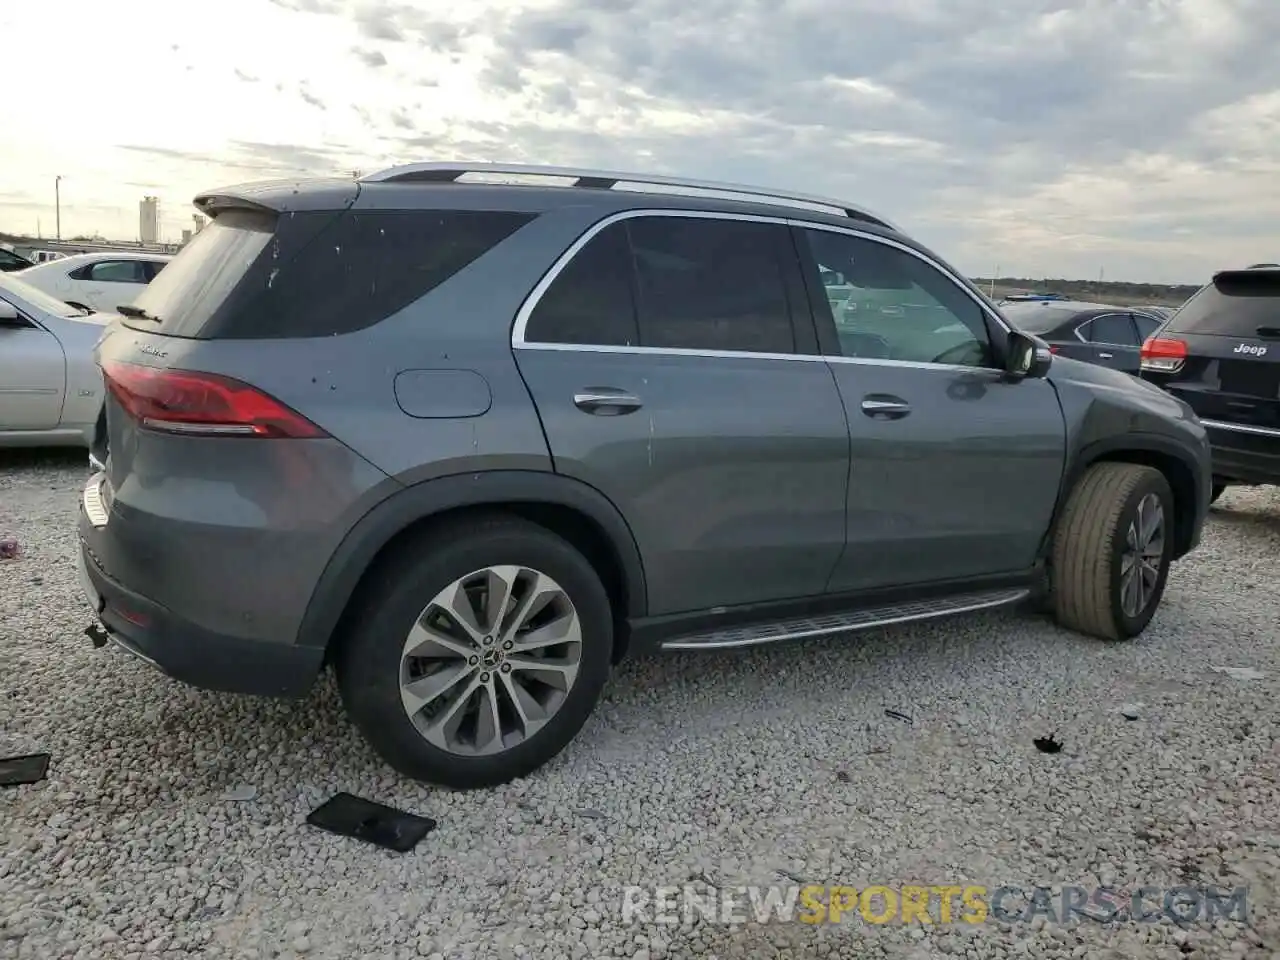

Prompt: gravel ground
[{"left": 2, "top": 448, "right": 1279, "bottom": 960}]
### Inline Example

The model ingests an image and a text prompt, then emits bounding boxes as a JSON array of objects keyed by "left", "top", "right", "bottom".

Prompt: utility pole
[{"left": 55, "top": 176, "right": 62, "bottom": 239}]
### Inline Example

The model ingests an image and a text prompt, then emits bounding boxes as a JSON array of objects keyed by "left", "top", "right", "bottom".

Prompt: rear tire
[
  {"left": 1050, "top": 462, "right": 1175, "bottom": 641},
  {"left": 335, "top": 515, "right": 614, "bottom": 789}
]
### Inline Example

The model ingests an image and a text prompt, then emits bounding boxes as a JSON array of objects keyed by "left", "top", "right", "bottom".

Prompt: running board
[{"left": 659, "top": 588, "right": 1030, "bottom": 651}]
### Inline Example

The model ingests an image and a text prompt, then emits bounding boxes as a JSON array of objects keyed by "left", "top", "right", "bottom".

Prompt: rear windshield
[
  {"left": 126, "top": 206, "right": 537, "bottom": 339},
  {"left": 1164, "top": 270, "right": 1280, "bottom": 338},
  {"left": 1000, "top": 303, "right": 1076, "bottom": 335}
]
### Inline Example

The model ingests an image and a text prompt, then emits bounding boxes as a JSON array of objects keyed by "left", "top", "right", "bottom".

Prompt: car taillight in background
[
  {"left": 101, "top": 360, "right": 328, "bottom": 438},
  {"left": 1140, "top": 337, "right": 1188, "bottom": 374}
]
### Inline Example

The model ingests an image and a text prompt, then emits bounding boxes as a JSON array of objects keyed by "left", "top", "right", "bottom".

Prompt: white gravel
[{"left": 2, "top": 448, "right": 1279, "bottom": 960}]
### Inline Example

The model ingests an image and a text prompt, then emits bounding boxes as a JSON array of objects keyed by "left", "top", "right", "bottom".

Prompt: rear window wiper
[
  {"left": 1255, "top": 326, "right": 1280, "bottom": 339},
  {"left": 117, "top": 304, "right": 161, "bottom": 322}
]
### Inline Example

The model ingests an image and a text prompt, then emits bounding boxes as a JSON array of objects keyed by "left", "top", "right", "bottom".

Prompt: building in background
[
  {"left": 139, "top": 196, "right": 160, "bottom": 244},
  {"left": 192, "top": 214, "right": 206, "bottom": 233}
]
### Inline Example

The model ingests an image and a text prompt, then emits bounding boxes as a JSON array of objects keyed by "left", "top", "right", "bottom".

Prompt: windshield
[
  {"left": 127, "top": 208, "right": 276, "bottom": 335},
  {"left": 0, "top": 271, "right": 86, "bottom": 318}
]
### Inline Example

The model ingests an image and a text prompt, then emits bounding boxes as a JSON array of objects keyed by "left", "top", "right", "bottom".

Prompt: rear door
[
  {"left": 1079, "top": 312, "right": 1143, "bottom": 372},
  {"left": 512, "top": 211, "right": 851, "bottom": 617},
  {"left": 1142, "top": 269, "right": 1280, "bottom": 439},
  {"left": 75, "top": 259, "right": 151, "bottom": 312}
]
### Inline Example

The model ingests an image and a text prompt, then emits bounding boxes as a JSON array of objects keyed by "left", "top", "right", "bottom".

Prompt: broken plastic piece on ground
[
  {"left": 306, "top": 792, "right": 437, "bottom": 852},
  {"left": 0, "top": 753, "right": 50, "bottom": 787},
  {"left": 1033, "top": 734, "right": 1063, "bottom": 754},
  {"left": 222, "top": 784, "right": 257, "bottom": 802},
  {"left": 1210, "top": 666, "right": 1266, "bottom": 681},
  {"left": 0, "top": 540, "right": 19, "bottom": 560},
  {"left": 1120, "top": 703, "right": 1144, "bottom": 720},
  {"left": 884, "top": 709, "right": 913, "bottom": 724}
]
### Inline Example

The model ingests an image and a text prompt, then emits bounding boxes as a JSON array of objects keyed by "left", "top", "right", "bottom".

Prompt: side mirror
[{"left": 1006, "top": 329, "right": 1053, "bottom": 378}]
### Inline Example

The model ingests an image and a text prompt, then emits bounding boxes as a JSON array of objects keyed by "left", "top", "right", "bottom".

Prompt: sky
[{"left": 1, "top": 0, "right": 1277, "bottom": 285}]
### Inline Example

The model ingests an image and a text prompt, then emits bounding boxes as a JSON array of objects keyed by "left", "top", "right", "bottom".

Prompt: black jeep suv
[{"left": 1140, "top": 264, "right": 1280, "bottom": 501}]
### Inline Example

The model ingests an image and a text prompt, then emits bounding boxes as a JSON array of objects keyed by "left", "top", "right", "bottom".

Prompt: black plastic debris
[
  {"left": 835, "top": 770, "right": 851, "bottom": 782},
  {"left": 0, "top": 540, "right": 19, "bottom": 561},
  {"left": 884, "top": 709, "right": 913, "bottom": 724},
  {"left": 306, "top": 792, "right": 436, "bottom": 852},
  {"left": 0, "top": 753, "right": 50, "bottom": 787},
  {"left": 1033, "top": 734, "right": 1063, "bottom": 754}
]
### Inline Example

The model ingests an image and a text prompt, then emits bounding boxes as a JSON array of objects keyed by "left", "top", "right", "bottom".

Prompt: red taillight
[
  {"left": 101, "top": 360, "right": 327, "bottom": 438},
  {"left": 1140, "top": 336, "right": 1188, "bottom": 373},
  {"left": 1048, "top": 345, "right": 1060, "bottom": 354}
]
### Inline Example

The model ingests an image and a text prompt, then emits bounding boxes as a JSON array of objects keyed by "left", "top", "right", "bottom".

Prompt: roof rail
[{"left": 360, "top": 161, "right": 899, "bottom": 232}]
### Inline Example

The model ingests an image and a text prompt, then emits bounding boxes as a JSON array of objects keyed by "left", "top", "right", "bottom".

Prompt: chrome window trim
[{"left": 510, "top": 208, "right": 1013, "bottom": 375}]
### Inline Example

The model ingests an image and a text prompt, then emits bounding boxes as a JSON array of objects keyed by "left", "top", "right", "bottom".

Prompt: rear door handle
[
  {"left": 1098, "top": 352, "right": 1114, "bottom": 359},
  {"left": 573, "top": 388, "right": 643, "bottom": 415},
  {"left": 861, "top": 394, "right": 911, "bottom": 419}
]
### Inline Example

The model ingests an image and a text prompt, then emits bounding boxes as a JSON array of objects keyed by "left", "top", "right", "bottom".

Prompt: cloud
[
  {"left": 3, "top": 0, "right": 1278, "bottom": 281},
  {"left": 352, "top": 47, "right": 387, "bottom": 67}
]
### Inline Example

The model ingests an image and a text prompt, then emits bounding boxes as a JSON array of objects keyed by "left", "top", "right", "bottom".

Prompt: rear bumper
[
  {"left": 76, "top": 476, "right": 323, "bottom": 697},
  {"left": 1202, "top": 419, "right": 1280, "bottom": 486}
]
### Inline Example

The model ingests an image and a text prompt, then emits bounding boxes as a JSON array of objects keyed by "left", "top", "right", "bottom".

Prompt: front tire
[
  {"left": 1050, "top": 462, "right": 1175, "bottom": 641},
  {"left": 335, "top": 515, "right": 614, "bottom": 789}
]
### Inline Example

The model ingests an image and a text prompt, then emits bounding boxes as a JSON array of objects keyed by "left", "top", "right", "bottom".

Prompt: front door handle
[
  {"left": 574, "top": 388, "right": 643, "bottom": 415},
  {"left": 861, "top": 394, "right": 911, "bottom": 419}
]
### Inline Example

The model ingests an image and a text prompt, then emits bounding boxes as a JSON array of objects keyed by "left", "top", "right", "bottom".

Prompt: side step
[{"left": 659, "top": 588, "right": 1030, "bottom": 651}]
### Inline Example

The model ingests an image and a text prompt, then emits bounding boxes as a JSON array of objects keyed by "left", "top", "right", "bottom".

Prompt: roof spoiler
[{"left": 192, "top": 178, "right": 361, "bottom": 218}]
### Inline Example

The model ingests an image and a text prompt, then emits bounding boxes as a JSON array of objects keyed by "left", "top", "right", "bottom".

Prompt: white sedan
[
  {"left": 15, "top": 251, "right": 172, "bottom": 314},
  {"left": 0, "top": 271, "right": 112, "bottom": 449}
]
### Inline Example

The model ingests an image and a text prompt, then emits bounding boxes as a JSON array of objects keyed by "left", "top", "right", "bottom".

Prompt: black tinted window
[
  {"left": 1133, "top": 313, "right": 1163, "bottom": 341},
  {"left": 627, "top": 217, "right": 795, "bottom": 354},
  {"left": 1085, "top": 313, "right": 1137, "bottom": 345},
  {"left": 129, "top": 208, "right": 535, "bottom": 339},
  {"left": 525, "top": 222, "right": 638, "bottom": 346},
  {"left": 801, "top": 229, "right": 992, "bottom": 366},
  {"left": 1165, "top": 271, "right": 1280, "bottom": 337}
]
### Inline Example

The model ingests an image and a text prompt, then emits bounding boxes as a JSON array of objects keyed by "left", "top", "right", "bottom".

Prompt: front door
[
  {"left": 513, "top": 212, "right": 851, "bottom": 616},
  {"left": 793, "top": 224, "right": 1066, "bottom": 592},
  {"left": 0, "top": 306, "right": 65, "bottom": 430}
]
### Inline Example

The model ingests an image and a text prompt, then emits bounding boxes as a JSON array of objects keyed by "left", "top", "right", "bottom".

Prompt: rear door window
[
  {"left": 524, "top": 222, "right": 639, "bottom": 347},
  {"left": 626, "top": 215, "right": 796, "bottom": 354},
  {"left": 86, "top": 260, "right": 150, "bottom": 283},
  {"left": 1083, "top": 313, "right": 1139, "bottom": 346},
  {"left": 127, "top": 208, "right": 536, "bottom": 339},
  {"left": 1164, "top": 271, "right": 1280, "bottom": 338}
]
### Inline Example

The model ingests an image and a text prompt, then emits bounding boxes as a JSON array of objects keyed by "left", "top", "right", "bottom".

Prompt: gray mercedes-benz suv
[{"left": 76, "top": 162, "right": 1212, "bottom": 789}]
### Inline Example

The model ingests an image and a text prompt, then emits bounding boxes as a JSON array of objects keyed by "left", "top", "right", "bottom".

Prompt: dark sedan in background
[{"left": 1000, "top": 299, "right": 1168, "bottom": 374}]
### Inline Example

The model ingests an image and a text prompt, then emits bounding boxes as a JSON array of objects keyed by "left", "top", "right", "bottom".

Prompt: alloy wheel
[
  {"left": 1120, "top": 493, "right": 1165, "bottom": 619},
  {"left": 398, "top": 565, "right": 583, "bottom": 756}
]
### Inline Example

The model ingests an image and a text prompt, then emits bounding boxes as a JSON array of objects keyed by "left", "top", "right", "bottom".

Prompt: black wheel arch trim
[
  {"left": 295, "top": 469, "right": 649, "bottom": 651},
  {"left": 1043, "top": 431, "right": 1206, "bottom": 561}
]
